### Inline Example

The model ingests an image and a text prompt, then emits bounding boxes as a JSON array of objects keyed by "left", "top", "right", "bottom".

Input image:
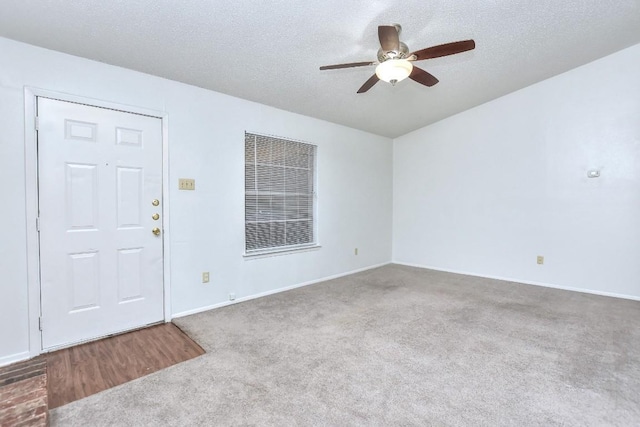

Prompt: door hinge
[
  {"left": 38, "top": 317, "right": 43, "bottom": 331},
  {"left": 35, "top": 116, "right": 39, "bottom": 131},
  {"left": 36, "top": 217, "right": 40, "bottom": 232}
]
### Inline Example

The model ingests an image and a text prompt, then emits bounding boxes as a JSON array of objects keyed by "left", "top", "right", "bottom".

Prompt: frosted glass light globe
[{"left": 375, "top": 59, "right": 413, "bottom": 84}]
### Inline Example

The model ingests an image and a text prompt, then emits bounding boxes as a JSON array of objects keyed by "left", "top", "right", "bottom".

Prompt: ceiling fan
[{"left": 319, "top": 24, "right": 475, "bottom": 93}]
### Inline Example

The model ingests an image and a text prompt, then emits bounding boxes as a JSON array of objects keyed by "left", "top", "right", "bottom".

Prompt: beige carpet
[{"left": 51, "top": 264, "right": 640, "bottom": 426}]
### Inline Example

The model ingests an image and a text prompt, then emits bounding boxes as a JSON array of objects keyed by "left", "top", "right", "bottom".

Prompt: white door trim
[{"left": 23, "top": 87, "right": 172, "bottom": 357}]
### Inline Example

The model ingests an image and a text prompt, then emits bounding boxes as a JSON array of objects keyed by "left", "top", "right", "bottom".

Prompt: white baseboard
[
  {"left": 172, "top": 262, "right": 392, "bottom": 319},
  {"left": 392, "top": 261, "right": 640, "bottom": 302},
  {"left": 0, "top": 351, "right": 30, "bottom": 368}
]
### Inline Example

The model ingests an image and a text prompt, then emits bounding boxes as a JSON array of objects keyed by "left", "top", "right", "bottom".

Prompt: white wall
[
  {"left": 0, "top": 37, "right": 393, "bottom": 364},
  {"left": 393, "top": 43, "right": 640, "bottom": 299}
]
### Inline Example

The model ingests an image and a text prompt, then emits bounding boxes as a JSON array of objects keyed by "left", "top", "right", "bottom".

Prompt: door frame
[{"left": 23, "top": 87, "right": 172, "bottom": 357}]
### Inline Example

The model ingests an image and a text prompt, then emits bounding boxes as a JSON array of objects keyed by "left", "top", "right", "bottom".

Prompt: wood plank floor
[{"left": 44, "top": 323, "right": 205, "bottom": 409}]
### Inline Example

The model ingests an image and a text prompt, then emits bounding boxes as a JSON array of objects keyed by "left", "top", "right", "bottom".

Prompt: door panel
[
  {"left": 65, "top": 163, "right": 99, "bottom": 229},
  {"left": 38, "top": 98, "right": 164, "bottom": 350}
]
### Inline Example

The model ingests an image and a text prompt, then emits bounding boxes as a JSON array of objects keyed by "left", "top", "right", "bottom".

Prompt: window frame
[{"left": 243, "top": 132, "right": 320, "bottom": 258}]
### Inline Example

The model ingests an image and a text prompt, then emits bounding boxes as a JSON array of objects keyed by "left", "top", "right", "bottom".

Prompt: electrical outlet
[
  {"left": 202, "top": 272, "right": 210, "bottom": 283},
  {"left": 179, "top": 178, "right": 195, "bottom": 190},
  {"left": 355, "top": 248, "right": 358, "bottom": 255},
  {"left": 229, "top": 293, "right": 236, "bottom": 301},
  {"left": 537, "top": 256, "right": 544, "bottom": 265}
]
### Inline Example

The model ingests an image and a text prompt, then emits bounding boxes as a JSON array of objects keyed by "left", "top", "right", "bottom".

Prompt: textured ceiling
[{"left": 1, "top": 1, "right": 639, "bottom": 138}]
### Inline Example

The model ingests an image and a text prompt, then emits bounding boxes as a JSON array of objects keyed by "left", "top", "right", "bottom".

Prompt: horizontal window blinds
[{"left": 245, "top": 132, "right": 316, "bottom": 252}]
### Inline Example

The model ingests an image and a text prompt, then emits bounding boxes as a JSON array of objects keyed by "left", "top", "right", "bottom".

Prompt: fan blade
[
  {"left": 411, "top": 40, "right": 475, "bottom": 61},
  {"left": 320, "top": 61, "right": 375, "bottom": 70},
  {"left": 357, "top": 75, "right": 380, "bottom": 93},
  {"left": 378, "top": 25, "right": 400, "bottom": 52},
  {"left": 409, "top": 66, "right": 439, "bottom": 87}
]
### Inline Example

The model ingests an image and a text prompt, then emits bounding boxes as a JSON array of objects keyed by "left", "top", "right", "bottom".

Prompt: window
[{"left": 244, "top": 132, "right": 316, "bottom": 254}]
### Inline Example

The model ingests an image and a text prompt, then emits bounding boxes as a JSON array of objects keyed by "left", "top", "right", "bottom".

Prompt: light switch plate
[{"left": 179, "top": 178, "right": 195, "bottom": 190}]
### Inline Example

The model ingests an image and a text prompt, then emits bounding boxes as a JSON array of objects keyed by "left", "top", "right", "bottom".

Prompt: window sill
[{"left": 243, "top": 244, "right": 321, "bottom": 260}]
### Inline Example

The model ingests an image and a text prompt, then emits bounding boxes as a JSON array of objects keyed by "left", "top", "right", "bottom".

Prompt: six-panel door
[{"left": 38, "top": 98, "right": 164, "bottom": 350}]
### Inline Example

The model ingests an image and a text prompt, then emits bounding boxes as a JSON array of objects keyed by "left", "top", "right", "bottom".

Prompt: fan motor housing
[{"left": 377, "top": 42, "right": 410, "bottom": 62}]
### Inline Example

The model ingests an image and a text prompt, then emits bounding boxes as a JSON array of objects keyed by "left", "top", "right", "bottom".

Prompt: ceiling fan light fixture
[
  {"left": 375, "top": 59, "right": 413, "bottom": 84},
  {"left": 319, "top": 24, "right": 475, "bottom": 93}
]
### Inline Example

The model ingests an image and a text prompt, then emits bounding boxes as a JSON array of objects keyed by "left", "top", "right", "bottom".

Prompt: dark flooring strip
[{"left": 45, "top": 322, "right": 205, "bottom": 409}]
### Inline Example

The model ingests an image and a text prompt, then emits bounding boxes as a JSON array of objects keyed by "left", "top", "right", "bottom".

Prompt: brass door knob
[
  {"left": 152, "top": 199, "right": 160, "bottom": 206},
  {"left": 152, "top": 227, "right": 161, "bottom": 236},
  {"left": 152, "top": 213, "right": 160, "bottom": 220}
]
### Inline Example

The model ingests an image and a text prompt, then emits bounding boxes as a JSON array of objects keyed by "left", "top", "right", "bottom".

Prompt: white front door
[{"left": 37, "top": 97, "right": 164, "bottom": 350}]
